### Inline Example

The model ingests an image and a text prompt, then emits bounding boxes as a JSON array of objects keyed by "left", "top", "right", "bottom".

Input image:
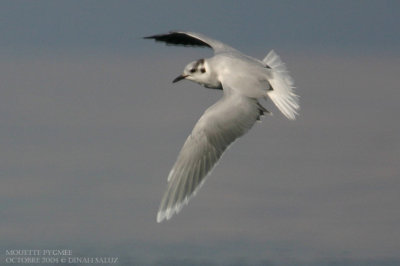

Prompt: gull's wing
[
  {"left": 144, "top": 31, "right": 236, "bottom": 53},
  {"left": 263, "top": 50, "right": 299, "bottom": 120},
  {"left": 157, "top": 91, "right": 266, "bottom": 222}
]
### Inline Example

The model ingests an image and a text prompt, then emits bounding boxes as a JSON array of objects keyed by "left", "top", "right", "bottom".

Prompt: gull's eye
[
  {"left": 190, "top": 68, "right": 196, "bottom": 73},
  {"left": 200, "top": 68, "right": 206, "bottom": 73}
]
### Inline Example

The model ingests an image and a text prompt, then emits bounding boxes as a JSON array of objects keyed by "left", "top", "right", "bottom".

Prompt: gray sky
[{"left": 1, "top": 1, "right": 399, "bottom": 265}]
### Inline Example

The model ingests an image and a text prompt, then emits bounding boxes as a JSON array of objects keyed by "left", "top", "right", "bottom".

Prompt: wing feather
[
  {"left": 157, "top": 92, "right": 263, "bottom": 222},
  {"left": 144, "top": 31, "right": 236, "bottom": 53}
]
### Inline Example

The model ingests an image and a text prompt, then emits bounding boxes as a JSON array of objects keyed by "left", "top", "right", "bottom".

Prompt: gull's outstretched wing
[
  {"left": 144, "top": 31, "right": 236, "bottom": 53},
  {"left": 157, "top": 90, "right": 266, "bottom": 222}
]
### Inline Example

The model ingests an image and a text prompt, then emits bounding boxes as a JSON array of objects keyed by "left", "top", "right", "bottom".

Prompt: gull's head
[{"left": 173, "top": 59, "right": 219, "bottom": 89}]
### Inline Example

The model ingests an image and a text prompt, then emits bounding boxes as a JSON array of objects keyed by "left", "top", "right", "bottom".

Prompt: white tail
[{"left": 263, "top": 50, "right": 299, "bottom": 120}]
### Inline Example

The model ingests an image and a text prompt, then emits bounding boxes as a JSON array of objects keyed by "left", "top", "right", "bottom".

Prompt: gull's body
[{"left": 145, "top": 31, "right": 299, "bottom": 222}]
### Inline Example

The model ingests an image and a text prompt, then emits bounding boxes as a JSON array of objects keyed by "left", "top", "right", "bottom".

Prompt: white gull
[{"left": 145, "top": 31, "right": 299, "bottom": 222}]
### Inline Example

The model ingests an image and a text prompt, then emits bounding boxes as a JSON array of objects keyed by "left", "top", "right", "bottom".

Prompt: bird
[{"left": 145, "top": 31, "right": 299, "bottom": 223}]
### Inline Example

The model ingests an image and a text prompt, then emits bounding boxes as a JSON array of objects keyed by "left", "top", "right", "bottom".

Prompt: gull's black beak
[{"left": 172, "top": 74, "right": 188, "bottom": 83}]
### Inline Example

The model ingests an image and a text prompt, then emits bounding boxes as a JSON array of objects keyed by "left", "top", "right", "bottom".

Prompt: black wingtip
[
  {"left": 143, "top": 35, "right": 157, "bottom": 40},
  {"left": 143, "top": 32, "right": 212, "bottom": 48}
]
